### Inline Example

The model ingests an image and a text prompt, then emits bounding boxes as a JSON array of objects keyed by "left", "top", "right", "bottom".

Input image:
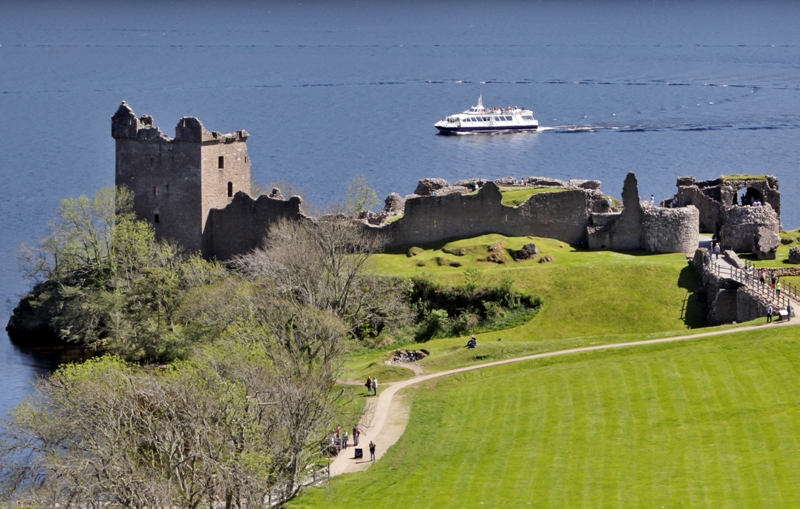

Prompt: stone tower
[{"left": 111, "top": 102, "right": 251, "bottom": 255}]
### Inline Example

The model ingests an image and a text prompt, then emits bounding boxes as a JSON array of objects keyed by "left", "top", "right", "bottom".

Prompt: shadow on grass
[{"left": 678, "top": 265, "right": 707, "bottom": 328}]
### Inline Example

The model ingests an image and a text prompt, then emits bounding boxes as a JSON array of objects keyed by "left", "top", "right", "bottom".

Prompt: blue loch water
[{"left": 1, "top": 0, "right": 799, "bottom": 418}]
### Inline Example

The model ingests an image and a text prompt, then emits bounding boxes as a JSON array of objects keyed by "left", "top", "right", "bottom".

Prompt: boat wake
[{"left": 540, "top": 120, "right": 800, "bottom": 134}]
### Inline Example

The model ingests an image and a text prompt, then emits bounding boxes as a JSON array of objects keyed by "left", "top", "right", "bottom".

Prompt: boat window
[
  {"left": 522, "top": 115, "right": 534, "bottom": 120},
  {"left": 506, "top": 116, "right": 512, "bottom": 121}
]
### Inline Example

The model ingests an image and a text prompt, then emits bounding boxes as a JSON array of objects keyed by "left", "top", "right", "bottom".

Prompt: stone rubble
[{"left": 386, "top": 349, "right": 428, "bottom": 364}]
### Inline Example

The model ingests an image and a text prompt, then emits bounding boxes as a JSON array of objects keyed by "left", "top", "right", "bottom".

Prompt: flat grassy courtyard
[{"left": 295, "top": 325, "right": 800, "bottom": 508}]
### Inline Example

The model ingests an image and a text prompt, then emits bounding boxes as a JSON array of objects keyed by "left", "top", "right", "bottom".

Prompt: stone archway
[{"left": 736, "top": 186, "right": 763, "bottom": 207}]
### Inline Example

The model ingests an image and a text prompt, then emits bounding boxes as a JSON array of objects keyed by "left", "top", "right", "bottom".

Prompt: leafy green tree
[
  {"left": 345, "top": 174, "right": 380, "bottom": 213},
  {"left": 16, "top": 186, "right": 225, "bottom": 361},
  {"left": 1, "top": 300, "right": 350, "bottom": 507}
]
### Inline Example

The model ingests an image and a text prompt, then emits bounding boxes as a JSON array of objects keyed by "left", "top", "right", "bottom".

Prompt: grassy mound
[
  {"left": 294, "top": 325, "right": 800, "bottom": 508},
  {"left": 354, "top": 234, "right": 707, "bottom": 377}
]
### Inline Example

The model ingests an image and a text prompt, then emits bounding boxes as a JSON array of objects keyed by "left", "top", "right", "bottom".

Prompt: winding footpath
[{"left": 330, "top": 318, "right": 799, "bottom": 477}]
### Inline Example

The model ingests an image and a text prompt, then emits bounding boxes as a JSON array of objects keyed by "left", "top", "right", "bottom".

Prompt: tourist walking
[
  {"left": 353, "top": 426, "right": 361, "bottom": 446},
  {"left": 369, "top": 441, "right": 377, "bottom": 461},
  {"left": 365, "top": 376, "right": 373, "bottom": 396},
  {"left": 788, "top": 303, "right": 794, "bottom": 322},
  {"left": 767, "top": 305, "right": 774, "bottom": 323},
  {"left": 342, "top": 430, "right": 348, "bottom": 449},
  {"left": 776, "top": 279, "right": 782, "bottom": 295},
  {"left": 713, "top": 242, "right": 721, "bottom": 260},
  {"left": 372, "top": 377, "right": 378, "bottom": 396}
]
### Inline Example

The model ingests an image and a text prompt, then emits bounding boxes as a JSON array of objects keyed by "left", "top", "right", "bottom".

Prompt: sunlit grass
[
  {"left": 351, "top": 234, "right": 718, "bottom": 379},
  {"left": 295, "top": 325, "right": 800, "bottom": 508}
]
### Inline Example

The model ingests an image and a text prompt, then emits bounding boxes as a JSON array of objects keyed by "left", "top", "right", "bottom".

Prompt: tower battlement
[{"left": 112, "top": 102, "right": 251, "bottom": 255}]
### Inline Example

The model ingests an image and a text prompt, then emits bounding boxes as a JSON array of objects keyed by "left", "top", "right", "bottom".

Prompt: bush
[
  {"left": 423, "top": 309, "right": 450, "bottom": 338},
  {"left": 407, "top": 276, "right": 542, "bottom": 340}
]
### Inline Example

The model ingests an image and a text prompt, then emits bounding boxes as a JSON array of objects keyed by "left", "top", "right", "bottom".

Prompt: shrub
[{"left": 407, "top": 276, "right": 542, "bottom": 340}]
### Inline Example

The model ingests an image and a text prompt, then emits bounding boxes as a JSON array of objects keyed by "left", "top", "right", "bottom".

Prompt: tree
[
  {"left": 231, "top": 216, "right": 410, "bottom": 339},
  {"left": 13, "top": 186, "right": 226, "bottom": 361},
  {"left": 1, "top": 300, "right": 351, "bottom": 508},
  {"left": 344, "top": 175, "right": 380, "bottom": 214},
  {"left": 18, "top": 186, "right": 133, "bottom": 283}
]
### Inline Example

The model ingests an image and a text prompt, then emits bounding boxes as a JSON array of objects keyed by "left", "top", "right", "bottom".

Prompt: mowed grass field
[{"left": 295, "top": 326, "right": 800, "bottom": 508}]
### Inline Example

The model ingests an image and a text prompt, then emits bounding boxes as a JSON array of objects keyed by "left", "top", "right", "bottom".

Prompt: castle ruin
[
  {"left": 666, "top": 176, "right": 781, "bottom": 258},
  {"left": 111, "top": 104, "right": 779, "bottom": 262}
]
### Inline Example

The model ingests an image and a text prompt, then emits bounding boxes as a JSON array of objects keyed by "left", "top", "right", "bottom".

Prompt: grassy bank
[{"left": 348, "top": 234, "right": 712, "bottom": 380}]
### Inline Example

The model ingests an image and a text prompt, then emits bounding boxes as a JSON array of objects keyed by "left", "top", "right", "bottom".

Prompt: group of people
[
  {"left": 331, "top": 425, "right": 362, "bottom": 451},
  {"left": 740, "top": 196, "right": 764, "bottom": 207},
  {"left": 764, "top": 304, "right": 792, "bottom": 323},
  {"left": 756, "top": 268, "right": 794, "bottom": 322},
  {"left": 365, "top": 376, "right": 379, "bottom": 396},
  {"left": 757, "top": 268, "right": 778, "bottom": 287},
  {"left": 329, "top": 425, "right": 378, "bottom": 461}
]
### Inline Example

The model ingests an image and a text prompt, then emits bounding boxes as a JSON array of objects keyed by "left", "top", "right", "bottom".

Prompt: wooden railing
[{"left": 709, "top": 258, "right": 795, "bottom": 311}]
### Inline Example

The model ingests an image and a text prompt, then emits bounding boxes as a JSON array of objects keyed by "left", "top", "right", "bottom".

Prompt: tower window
[
  {"left": 245, "top": 156, "right": 248, "bottom": 163},
  {"left": 153, "top": 186, "right": 158, "bottom": 196},
  {"left": 219, "top": 156, "right": 225, "bottom": 169},
  {"left": 227, "top": 182, "right": 233, "bottom": 197},
  {"left": 154, "top": 214, "right": 160, "bottom": 224}
]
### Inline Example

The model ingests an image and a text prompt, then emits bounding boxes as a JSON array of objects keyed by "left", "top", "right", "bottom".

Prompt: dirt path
[{"left": 329, "top": 319, "right": 799, "bottom": 477}]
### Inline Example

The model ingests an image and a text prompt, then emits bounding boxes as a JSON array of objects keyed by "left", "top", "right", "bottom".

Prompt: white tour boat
[{"left": 434, "top": 95, "right": 538, "bottom": 134}]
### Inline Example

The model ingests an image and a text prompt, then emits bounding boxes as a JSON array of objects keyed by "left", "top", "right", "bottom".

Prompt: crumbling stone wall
[
  {"left": 718, "top": 204, "right": 780, "bottom": 258},
  {"left": 204, "top": 192, "right": 306, "bottom": 260},
  {"left": 587, "top": 172, "right": 644, "bottom": 250},
  {"left": 377, "top": 182, "right": 606, "bottom": 248},
  {"left": 670, "top": 175, "right": 780, "bottom": 234},
  {"left": 112, "top": 102, "right": 251, "bottom": 253},
  {"left": 641, "top": 205, "right": 700, "bottom": 253}
]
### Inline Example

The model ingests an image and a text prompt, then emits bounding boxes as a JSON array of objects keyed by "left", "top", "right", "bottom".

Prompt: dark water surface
[{"left": 1, "top": 0, "right": 799, "bottom": 418}]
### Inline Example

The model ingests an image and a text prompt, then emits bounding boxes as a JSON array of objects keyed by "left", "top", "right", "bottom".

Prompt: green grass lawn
[
  {"left": 464, "top": 186, "right": 569, "bottom": 206},
  {"left": 498, "top": 187, "right": 568, "bottom": 206},
  {"left": 294, "top": 325, "right": 800, "bottom": 508},
  {"left": 350, "top": 234, "right": 714, "bottom": 380}
]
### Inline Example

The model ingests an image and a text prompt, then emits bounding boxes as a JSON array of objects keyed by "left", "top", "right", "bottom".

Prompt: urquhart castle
[{"left": 111, "top": 102, "right": 782, "bottom": 262}]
